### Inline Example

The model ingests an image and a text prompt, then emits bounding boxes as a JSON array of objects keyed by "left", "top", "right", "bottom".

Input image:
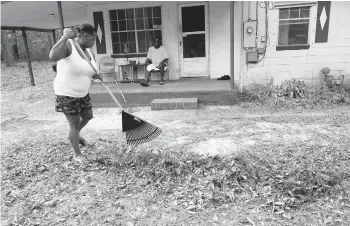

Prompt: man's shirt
[{"left": 147, "top": 46, "right": 168, "bottom": 67}]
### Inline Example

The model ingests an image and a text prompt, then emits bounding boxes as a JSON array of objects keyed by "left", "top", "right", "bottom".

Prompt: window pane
[
  {"left": 136, "top": 19, "right": 144, "bottom": 30},
  {"left": 182, "top": 5, "right": 205, "bottom": 32},
  {"left": 278, "top": 23, "right": 308, "bottom": 45},
  {"left": 144, "top": 18, "right": 153, "bottom": 29},
  {"left": 118, "top": 20, "right": 126, "bottom": 31},
  {"left": 153, "top": 6, "right": 161, "bottom": 17},
  {"left": 154, "top": 30, "right": 162, "bottom": 40},
  {"left": 138, "top": 41, "right": 147, "bottom": 53},
  {"left": 145, "top": 31, "right": 153, "bottom": 41},
  {"left": 117, "top": 9, "right": 126, "bottom": 20},
  {"left": 126, "top": 8, "right": 134, "bottom": 19},
  {"left": 110, "top": 6, "right": 163, "bottom": 54},
  {"left": 138, "top": 31, "right": 146, "bottom": 42},
  {"left": 300, "top": 8, "right": 309, "bottom": 18},
  {"left": 153, "top": 18, "right": 162, "bottom": 28},
  {"left": 136, "top": 8, "right": 143, "bottom": 18},
  {"left": 109, "top": 10, "right": 117, "bottom": 20},
  {"left": 126, "top": 19, "right": 135, "bottom": 30},
  {"left": 279, "top": 9, "right": 289, "bottom": 19},
  {"left": 183, "top": 34, "right": 206, "bottom": 58},
  {"left": 120, "top": 32, "right": 127, "bottom": 42},
  {"left": 110, "top": 21, "right": 118, "bottom": 31},
  {"left": 127, "top": 32, "right": 135, "bottom": 42},
  {"left": 144, "top": 7, "right": 152, "bottom": 18},
  {"left": 111, "top": 33, "right": 119, "bottom": 43},
  {"left": 121, "top": 43, "right": 129, "bottom": 53},
  {"left": 289, "top": 23, "right": 309, "bottom": 44},
  {"left": 290, "top": 8, "right": 299, "bottom": 18},
  {"left": 129, "top": 43, "right": 136, "bottom": 53},
  {"left": 113, "top": 44, "right": 121, "bottom": 54}
]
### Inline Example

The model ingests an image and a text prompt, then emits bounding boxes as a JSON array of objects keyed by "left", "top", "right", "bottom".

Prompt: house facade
[
  {"left": 85, "top": 1, "right": 350, "bottom": 90},
  {"left": 234, "top": 1, "right": 350, "bottom": 91},
  {"left": 86, "top": 1, "right": 231, "bottom": 82}
]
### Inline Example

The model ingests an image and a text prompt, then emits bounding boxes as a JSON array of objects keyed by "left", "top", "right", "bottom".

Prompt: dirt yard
[{"left": 1, "top": 62, "right": 350, "bottom": 225}]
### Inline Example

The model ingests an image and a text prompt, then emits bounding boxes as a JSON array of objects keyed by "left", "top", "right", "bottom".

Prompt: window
[
  {"left": 278, "top": 7, "right": 310, "bottom": 46},
  {"left": 109, "top": 6, "right": 162, "bottom": 55}
]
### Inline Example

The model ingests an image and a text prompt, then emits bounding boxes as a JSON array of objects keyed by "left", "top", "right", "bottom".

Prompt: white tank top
[{"left": 53, "top": 39, "right": 98, "bottom": 98}]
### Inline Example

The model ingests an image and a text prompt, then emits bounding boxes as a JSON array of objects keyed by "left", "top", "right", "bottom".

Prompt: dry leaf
[{"left": 246, "top": 216, "right": 255, "bottom": 226}]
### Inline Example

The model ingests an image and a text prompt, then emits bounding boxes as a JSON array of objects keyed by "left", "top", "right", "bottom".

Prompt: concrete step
[{"left": 151, "top": 98, "right": 198, "bottom": 111}]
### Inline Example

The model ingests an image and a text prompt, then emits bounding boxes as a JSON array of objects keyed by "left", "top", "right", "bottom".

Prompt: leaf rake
[{"left": 73, "top": 39, "right": 162, "bottom": 145}]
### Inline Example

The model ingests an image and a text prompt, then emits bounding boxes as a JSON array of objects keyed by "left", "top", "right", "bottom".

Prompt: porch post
[
  {"left": 21, "top": 28, "right": 35, "bottom": 86},
  {"left": 230, "top": 1, "right": 235, "bottom": 90},
  {"left": 57, "top": 1, "right": 64, "bottom": 33}
]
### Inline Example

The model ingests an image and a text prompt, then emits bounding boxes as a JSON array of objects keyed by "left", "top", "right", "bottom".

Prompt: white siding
[
  {"left": 240, "top": 1, "right": 350, "bottom": 88},
  {"left": 209, "top": 1, "right": 231, "bottom": 79}
]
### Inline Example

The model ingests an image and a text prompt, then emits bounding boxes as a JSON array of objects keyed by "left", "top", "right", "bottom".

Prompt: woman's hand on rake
[{"left": 92, "top": 71, "right": 103, "bottom": 81}]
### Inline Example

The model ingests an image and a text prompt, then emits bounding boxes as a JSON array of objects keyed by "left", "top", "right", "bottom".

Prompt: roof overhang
[{"left": 1, "top": 1, "right": 111, "bottom": 30}]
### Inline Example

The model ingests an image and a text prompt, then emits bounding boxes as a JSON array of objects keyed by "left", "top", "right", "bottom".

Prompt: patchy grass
[
  {"left": 1, "top": 69, "right": 350, "bottom": 225},
  {"left": 1, "top": 105, "right": 350, "bottom": 225},
  {"left": 1, "top": 61, "right": 55, "bottom": 92}
]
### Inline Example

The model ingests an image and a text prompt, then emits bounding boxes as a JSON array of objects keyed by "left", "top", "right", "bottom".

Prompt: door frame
[{"left": 178, "top": 2, "right": 209, "bottom": 78}]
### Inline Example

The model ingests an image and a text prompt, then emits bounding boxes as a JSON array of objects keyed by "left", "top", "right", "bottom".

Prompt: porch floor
[{"left": 90, "top": 79, "right": 237, "bottom": 107}]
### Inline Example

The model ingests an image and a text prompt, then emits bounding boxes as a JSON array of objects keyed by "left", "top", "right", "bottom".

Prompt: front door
[{"left": 179, "top": 3, "right": 209, "bottom": 77}]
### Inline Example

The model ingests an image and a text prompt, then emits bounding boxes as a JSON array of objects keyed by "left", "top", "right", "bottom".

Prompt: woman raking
[{"left": 49, "top": 23, "right": 104, "bottom": 163}]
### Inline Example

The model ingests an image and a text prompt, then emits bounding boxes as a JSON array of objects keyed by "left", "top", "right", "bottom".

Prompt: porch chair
[
  {"left": 149, "top": 59, "right": 170, "bottom": 83},
  {"left": 97, "top": 56, "right": 117, "bottom": 83}
]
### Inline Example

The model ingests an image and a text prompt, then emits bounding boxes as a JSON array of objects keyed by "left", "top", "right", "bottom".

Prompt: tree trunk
[{"left": 1, "top": 30, "right": 15, "bottom": 67}]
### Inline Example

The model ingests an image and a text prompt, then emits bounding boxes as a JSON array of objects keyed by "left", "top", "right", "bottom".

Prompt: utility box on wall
[
  {"left": 246, "top": 51, "right": 259, "bottom": 63},
  {"left": 243, "top": 21, "right": 257, "bottom": 48}
]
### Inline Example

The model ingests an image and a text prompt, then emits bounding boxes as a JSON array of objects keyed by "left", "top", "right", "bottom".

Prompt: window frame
[
  {"left": 276, "top": 6, "right": 312, "bottom": 51},
  {"left": 108, "top": 6, "right": 163, "bottom": 56}
]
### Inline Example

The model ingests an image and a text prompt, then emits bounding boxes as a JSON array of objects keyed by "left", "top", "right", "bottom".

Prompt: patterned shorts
[{"left": 55, "top": 94, "right": 92, "bottom": 116}]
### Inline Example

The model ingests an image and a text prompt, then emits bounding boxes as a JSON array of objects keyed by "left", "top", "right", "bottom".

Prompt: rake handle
[
  {"left": 72, "top": 39, "right": 124, "bottom": 111},
  {"left": 100, "top": 81, "right": 124, "bottom": 110}
]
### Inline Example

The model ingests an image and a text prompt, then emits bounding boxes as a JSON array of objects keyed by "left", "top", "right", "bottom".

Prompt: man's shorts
[
  {"left": 146, "top": 63, "right": 168, "bottom": 72},
  {"left": 55, "top": 94, "right": 92, "bottom": 116}
]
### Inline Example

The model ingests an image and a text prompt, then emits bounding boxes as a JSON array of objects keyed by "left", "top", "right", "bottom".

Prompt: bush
[{"left": 246, "top": 78, "right": 350, "bottom": 108}]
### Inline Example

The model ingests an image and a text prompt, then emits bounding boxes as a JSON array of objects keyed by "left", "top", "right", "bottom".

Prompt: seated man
[{"left": 140, "top": 37, "right": 168, "bottom": 87}]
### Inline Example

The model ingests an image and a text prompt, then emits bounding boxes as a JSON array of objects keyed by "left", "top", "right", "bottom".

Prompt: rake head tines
[{"left": 122, "top": 111, "right": 162, "bottom": 145}]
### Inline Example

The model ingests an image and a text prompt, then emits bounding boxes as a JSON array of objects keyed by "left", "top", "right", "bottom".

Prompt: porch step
[{"left": 151, "top": 98, "right": 198, "bottom": 111}]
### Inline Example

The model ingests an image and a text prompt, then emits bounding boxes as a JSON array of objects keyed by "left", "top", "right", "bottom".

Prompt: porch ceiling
[{"left": 1, "top": 1, "right": 110, "bottom": 30}]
